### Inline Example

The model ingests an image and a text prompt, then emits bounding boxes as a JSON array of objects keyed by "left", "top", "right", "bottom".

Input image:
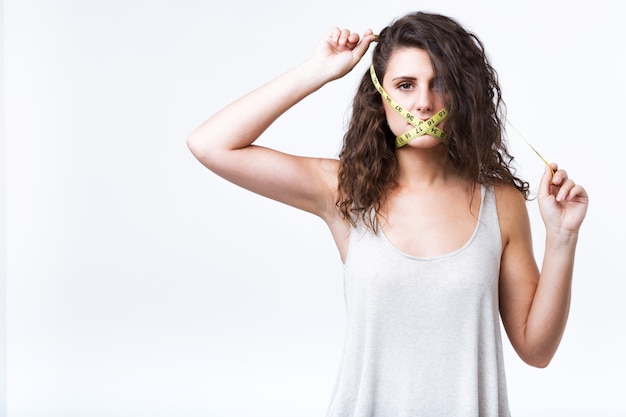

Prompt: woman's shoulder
[
  {"left": 492, "top": 182, "right": 527, "bottom": 206},
  {"left": 492, "top": 182, "right": 531, "bottom": 243}
]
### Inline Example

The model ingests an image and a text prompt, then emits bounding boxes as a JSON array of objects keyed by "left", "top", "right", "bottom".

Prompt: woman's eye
[{"left": 398, "top": 82, "right": 413, "bottom": 90}]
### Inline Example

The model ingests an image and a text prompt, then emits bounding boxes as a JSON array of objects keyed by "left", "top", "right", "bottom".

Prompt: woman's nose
[{"left": 414, "top": 87, "right": 433, "bottom": 113}]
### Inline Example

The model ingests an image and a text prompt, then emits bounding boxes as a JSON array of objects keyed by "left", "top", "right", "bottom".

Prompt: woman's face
[{"left": 381, "top": 47, "right": 447, "bottom": 148}]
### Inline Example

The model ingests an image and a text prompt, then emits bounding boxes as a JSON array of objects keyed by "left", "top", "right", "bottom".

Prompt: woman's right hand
[{"left": 309, "top": 27, "right": 377, "bottom": 82}]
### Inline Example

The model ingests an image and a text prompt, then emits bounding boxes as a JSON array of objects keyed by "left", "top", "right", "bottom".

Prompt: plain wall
[
  {"left": 3, "top": 0, "right": 625, "bottom": 416},
  {"left": 1, "top": 0, "right": 6, "bottom": 414}
]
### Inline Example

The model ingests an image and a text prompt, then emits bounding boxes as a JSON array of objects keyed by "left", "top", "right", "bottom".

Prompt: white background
[{"left": 2, "top": 0, "right": 625, "bottom": 416}]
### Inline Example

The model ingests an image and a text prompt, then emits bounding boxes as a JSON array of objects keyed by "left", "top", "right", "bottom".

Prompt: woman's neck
[{"left": 394, "top": 145, "right": 460, "bottom": 188}]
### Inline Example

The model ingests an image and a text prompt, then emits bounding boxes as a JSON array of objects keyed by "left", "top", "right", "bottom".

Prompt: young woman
[{"left": 187, "top": 11, "right": 588, "bottom": 417}]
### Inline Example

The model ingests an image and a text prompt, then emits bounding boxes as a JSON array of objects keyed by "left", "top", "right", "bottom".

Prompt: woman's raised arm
[{"left": 186, "top": 28, "right": 376, "bottom": 218}]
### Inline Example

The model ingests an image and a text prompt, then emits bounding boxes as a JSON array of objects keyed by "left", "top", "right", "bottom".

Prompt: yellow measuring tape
[
  {"left": 369, "top": 64, "right": 449, "bottom": 148},
  {"left": 369, "top": 63, "right": 552, "bottom": 172},
  {"left": 506, "top": 121, "right": 553, "bottom": 173}
]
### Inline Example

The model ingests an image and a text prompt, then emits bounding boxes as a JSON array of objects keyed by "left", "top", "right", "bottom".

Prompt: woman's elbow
[
  {"left": 519, "top": 349, "right": 555, "bottom": 369},
  {"left": 524, "top": 357, "right": 551, "bottom": 369},
  {"left": 186, "top": 130, "right": 203, "bottom": 159},
  {"left": 186, "top": 131, "right": 216, "bottom": 167}
]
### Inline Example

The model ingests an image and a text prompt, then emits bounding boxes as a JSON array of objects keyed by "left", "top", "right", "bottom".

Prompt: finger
[
  {"left": 350, "top": 30, "right": 377, "bottom": 58},
  {"left": 552, "top": 168, "right": 568, "bottom": 186},
  {"left": 556, "top": 178, "right": 576, "bottom": 202},
  {"left": 327, "top": 27, "right": 341, "bottom": 43},
  {"left": 566, "top": 184, "right": 588, "bottom": 202},
  {"left": 345, "top": 32, "right": 361, "bottom": 48},
  {"left": 338, "top": 28, "right": 351, "bottom": 46},
  {"left": 539, "top": 163, "right": 555, "bottom": 198}
]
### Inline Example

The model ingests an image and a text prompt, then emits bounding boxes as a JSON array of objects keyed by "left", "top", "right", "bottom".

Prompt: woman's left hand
[{"left": 538, "top": 163, "right": 589, "bottom": 234}]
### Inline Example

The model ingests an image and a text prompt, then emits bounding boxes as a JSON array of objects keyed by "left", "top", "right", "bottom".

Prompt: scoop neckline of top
[{"left": 378, "top": 184, "right": 486, "bottom": 261}]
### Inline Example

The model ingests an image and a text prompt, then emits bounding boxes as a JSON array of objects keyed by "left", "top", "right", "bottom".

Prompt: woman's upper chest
[{"left": 380, "top": 183, "right": 482, "bottom": 258}]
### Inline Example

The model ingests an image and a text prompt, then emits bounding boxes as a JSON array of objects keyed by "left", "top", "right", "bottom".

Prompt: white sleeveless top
[{"left": 326, "top": 186, "right": 510, "bottom": 417}]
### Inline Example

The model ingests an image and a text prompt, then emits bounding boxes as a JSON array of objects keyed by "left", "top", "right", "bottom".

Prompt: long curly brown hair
[{"left": 336, "top": 11, "right": 530, "bottom": 231}]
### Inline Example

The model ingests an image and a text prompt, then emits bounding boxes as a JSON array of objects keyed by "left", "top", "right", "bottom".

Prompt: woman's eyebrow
[{"left": 391, "top": 76, "right": 417, "bottom": 81}]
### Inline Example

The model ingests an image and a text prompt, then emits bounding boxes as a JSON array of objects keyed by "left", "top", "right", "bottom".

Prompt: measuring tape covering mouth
[
  {"left": 369, "top": 64, "right": 449, "bottom": 148},
  {"left": 369, "top": 62, "right": 553, "bottom": 172}
]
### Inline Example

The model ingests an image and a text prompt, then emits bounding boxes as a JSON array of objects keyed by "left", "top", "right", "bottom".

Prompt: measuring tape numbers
[
  {"left": 369, "top": 63, "right": 552, "bottom": 172},
  {"left": 369, "top": 64, "right": 449, "bottom": 148}
]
